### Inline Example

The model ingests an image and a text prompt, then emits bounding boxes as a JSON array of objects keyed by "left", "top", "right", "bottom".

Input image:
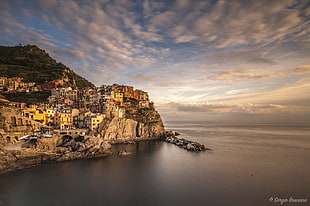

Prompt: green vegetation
[
  {"left": 2, "top": 90, "right": 51, "bottom": 104},
  {"left": 0, "top": 45, "right": 94, "bottom": 88}
]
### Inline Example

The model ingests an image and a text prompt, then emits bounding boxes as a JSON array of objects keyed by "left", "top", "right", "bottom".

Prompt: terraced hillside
[{"left": 0, "top": 45, "right": 94, "bottom": 89}]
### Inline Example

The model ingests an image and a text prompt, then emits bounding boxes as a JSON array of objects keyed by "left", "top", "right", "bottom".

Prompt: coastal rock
[
  {"left": 56, "top": 146, "right": 70, "bottom": 154},
  {"left": 164, "top": 131, "right": 211, "bottom": 152},
  {"left": 117, "top": 149, "right": 130, "bottom": 156},
  {"left": 0, "top": 134, "right": 112, "bottom": 174},
  {"left": 97, "top": 110, "right": 166, "bottom": 142},
  {"left": 101, "top": 117, "right": 138, "bottom": 140}
]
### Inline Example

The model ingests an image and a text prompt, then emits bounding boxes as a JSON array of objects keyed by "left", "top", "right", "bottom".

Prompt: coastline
[
  {"left": 0, "top": 131, "right": 209, "bottom": 175},
  {"left": 0, "top": 136, "right": 163, "bottom": 175}
]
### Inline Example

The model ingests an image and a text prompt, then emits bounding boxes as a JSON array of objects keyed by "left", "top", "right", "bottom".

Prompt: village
[{"left": 0, "top": 77, "right": 152, "bottom": 140}]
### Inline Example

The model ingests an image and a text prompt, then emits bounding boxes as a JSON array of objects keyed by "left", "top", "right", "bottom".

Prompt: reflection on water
[{"left": 0, "top": 122, "right": 309, "bottom": 206}]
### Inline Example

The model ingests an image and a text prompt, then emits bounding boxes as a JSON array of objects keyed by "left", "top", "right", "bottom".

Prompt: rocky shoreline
[
  {"left": 163, "top": 131, "right": 211, "bottom": 152},
  {"left": 1, "top": 135, "right": 210, "bottom": 175},
  {"left": 0, "top": 133, "right": 210, "bottom": 174},
  {"left": 0, "top": 135, "right": 113, "bottom": 175}
]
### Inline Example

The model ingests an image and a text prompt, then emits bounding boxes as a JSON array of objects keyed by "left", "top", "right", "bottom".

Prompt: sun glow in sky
[{"left": 1, "top": 0, "right": 310, "bottom": 122}]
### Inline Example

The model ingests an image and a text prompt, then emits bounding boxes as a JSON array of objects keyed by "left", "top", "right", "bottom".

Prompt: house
[
  {"left": 74, "top": 111, "right": 92, "bottom": 128},
  {"left": 86, "top": 113, "right": 105, "bottom": 130},
  {"left": 37, "top": 81, "right": 63, "bottom": 90},
  {"left": 45, "top": 108, "right": 56, "bottom": 125},
  {"left": 54, "top": 108, "right": 74, "bottom": 129},
  {"left": 111, "top": 90, "right": 123, "bottom": 103}
]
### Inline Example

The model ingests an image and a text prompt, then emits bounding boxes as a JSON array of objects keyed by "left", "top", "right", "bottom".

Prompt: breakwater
[{"left": 164, "top": 131, "right": 211, "bottom": 152}]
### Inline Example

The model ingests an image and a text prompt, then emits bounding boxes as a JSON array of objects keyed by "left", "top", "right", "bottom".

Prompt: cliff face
[{"left": 97, "top": 107, "right": 166, "bottom": 141}]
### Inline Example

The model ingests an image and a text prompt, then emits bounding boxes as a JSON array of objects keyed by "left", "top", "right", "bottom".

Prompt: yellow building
[
  {"left": 54, "top": 109, "right": 74, "bottom": 129},
  {"left": 45, "top": 109, "right": 56, "bottom": 125},
  {"left": 88, "top": 114, "right": 105, "bottom": 130},
  {"left": 60, "top": 113, "right": 73, "bottom": 129},
  {"left": 112, "top": 90, "right": 123, "bottom": 102},
  {"left": 33, "top": 110, "right": 47, "bottom": 124},
  {"left": 23, "top": 106, "right": 48, "bottom": 124}
]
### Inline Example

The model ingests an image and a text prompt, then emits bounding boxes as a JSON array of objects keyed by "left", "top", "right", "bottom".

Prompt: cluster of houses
[
  {"left": 0, "top": 77, "right": 37, "bottom": 93},
  {"left": 0, "top": 77, "right": 64, "bottom": 93},
  {"left": 18, "top": 84, "right": 151, "bottom": 131}
]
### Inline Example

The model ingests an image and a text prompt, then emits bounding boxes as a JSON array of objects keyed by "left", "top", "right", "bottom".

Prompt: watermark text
[{"left": 269, "top": 197, "right": 308, "bottom": 204}]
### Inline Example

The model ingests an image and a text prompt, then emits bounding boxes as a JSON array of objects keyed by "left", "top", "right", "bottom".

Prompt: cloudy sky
[{"left": 1, "top": 0, "right": 310, "bottom": 123}]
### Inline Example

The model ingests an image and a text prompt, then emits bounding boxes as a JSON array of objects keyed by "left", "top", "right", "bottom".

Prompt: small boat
[
  {"left": 19, "top": 135, "right": 30, "bottom": 141},
  {"left": 42, "top": 132, "right": 53, "bottom": 138}
]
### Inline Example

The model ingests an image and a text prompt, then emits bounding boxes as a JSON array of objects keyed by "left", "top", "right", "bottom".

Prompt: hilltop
[{"left": 0, "top": 45, "right": 93, "bottom": 89}]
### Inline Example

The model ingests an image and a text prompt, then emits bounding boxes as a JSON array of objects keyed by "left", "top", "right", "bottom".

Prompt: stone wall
[{"left": 0, "top": 106, "right": 45, "bottom": 144}]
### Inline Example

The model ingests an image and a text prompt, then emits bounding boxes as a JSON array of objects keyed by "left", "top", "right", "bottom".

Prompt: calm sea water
[{"left": 0, "top": 122, "right": 309, "bottom": 206}]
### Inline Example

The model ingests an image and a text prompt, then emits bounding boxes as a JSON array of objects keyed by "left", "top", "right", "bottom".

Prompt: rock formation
[
  {"left": 164, "top": 131, "right": 211, "bottom": 152},
  {"left": 96, "top": 106, "right": 166, "bottom": 142},
  {"left": 0, "top": 133, "right": 112, "bottom": 174}
]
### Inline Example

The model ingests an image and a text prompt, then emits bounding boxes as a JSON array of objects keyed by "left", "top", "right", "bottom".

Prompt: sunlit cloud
[
  {"left": 157, "top": 102, "right": 310, "bottom": 123},
  {"left": 131, "top": 73, "right": 159, "bottom": 82},
  {"left": 207, "top": 65, "right": 310, "bottom": 83},
  {"left": 170, "top": 102, "right": 287, "bottom": 114}
]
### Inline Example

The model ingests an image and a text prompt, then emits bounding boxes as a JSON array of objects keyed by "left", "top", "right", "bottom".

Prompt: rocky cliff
[{"left": 96, "top": 103, "right": 166, "bottom": 142}]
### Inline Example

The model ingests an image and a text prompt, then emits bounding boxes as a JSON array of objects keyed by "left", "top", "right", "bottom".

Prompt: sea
[{"left": 0, "top": 121, "right": 309, "bottom": 206}]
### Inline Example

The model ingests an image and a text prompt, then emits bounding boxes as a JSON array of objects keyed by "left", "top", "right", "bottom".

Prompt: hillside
[{"left": 0, "top": 45, "right": 94, "bottom": 89}]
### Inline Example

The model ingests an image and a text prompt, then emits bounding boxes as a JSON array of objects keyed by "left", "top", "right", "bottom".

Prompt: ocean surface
[{"left": 0, "top": 121, "right": 309, "bottom": 206}]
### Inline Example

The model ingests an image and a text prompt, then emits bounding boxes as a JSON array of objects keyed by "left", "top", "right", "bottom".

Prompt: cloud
[
  {"left": 294, "top": 65, "right": 310, "bottom": 74},
  {"left": 0, "top": 0, "right": 166, "bottom": 71},
  {"left": 214, "top": 48, "right": 277, "bottom": 65},
  {"left": 171, "top": 102, "right": 287, "bottom": 114},
  {"left": 131, "top": 73, "right": 159, "bottom": 82},
  {"left": 207, "top": 68, "right": 278, "bottom": 82},
  {"left": 207, "top": 65, "right": 310, "bottom": 82},
  {"left": 158, "top": 0, "right": 309, "bottom": 48},
  {"left": 157, "top": 101, "right": 310, "bottom": 122},
  {"left": 1, "top": 0, "right": 309, "bottom": 72},
  {"left": 207, "top": 76, "right": 310, "bottom": 107}
]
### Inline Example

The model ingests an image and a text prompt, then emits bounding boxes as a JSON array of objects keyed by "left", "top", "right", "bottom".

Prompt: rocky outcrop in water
[
  {"left": 117, "top": 149, "right": 131, "bottom": 156},
  {"left": 164, "top": 131, "right": 211, "bottom": 152},
  {"left": 55, "top": 135, "right": 112, "bottom": 161}
]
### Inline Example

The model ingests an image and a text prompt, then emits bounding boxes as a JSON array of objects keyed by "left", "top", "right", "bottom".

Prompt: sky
[{"left": 1, "top": 0, "right": 310, "bottom": 123}]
